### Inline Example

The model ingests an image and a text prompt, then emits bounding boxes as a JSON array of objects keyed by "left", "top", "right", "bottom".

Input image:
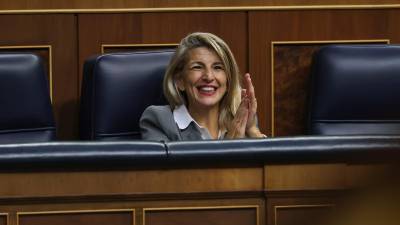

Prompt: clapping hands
[{"left": 226, "top": 73, "right": 265, "bottom": 139}]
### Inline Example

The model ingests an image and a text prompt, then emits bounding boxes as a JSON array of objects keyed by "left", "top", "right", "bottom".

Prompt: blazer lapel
[{"left": 180, "top": 123, "right": 202, "bottom": 141}]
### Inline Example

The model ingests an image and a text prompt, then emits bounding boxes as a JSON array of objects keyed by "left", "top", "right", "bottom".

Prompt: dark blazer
[{"left": 139, "top": 105, "right": 202, "bottom": 142}]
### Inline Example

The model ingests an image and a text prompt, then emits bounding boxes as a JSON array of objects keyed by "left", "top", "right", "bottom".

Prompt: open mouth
[
  {"left": 199, "top": 85, "right": 216, "bottom": 91},
  {"left": 197, "top": 85, "right": 218, "bottom": 95}
]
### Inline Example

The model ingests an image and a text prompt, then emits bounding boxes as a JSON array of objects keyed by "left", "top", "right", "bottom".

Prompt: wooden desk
[{"left": 0, "top": 162, "right": 391, "bottom": 225}]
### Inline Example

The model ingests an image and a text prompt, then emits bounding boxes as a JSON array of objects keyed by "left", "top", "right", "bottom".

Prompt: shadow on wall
[{"left": 322, "top": 165, "right": 400, "bottom": 225}]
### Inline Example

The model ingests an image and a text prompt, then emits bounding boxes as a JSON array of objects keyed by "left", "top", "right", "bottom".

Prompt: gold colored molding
[
  {"left": 143, "top": 205, "right": 259, "bottom": 225},
  {"left": 0, "top": 45, "right": 53, "bottom": 102},
  {"left": 0, "top": 213, "right": 9, "bottom": 225},
  {"left": 270, "top": 39, "right": 390, "bottom": 136},
  {"left": 17, "top": 209, "right": 135, "bottom": 225},
  {"left": 272, "top": 39, "right": 390, "bottom": 45},
  {"left": 1, "top": 4, "right": 400, "bottom": 14},
  {"left": 274, "top": 204, "right": 334, "bottom": 225},
  {"left": 101, "top": 43, "right": 178, "bottom": 54}
]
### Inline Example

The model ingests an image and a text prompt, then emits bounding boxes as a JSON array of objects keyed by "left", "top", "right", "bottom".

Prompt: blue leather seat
[
  {"left": 80, "top": 50, "right": 174, "bottom": 140},
  {"left": 0, "top": 136, "right": 400, "bottom": 170},
  {"left": 0, "top": 53, "right": 56, "bottom": 143},
  {"left": 308, "top": 45, "right": 400, "bottom": 135}
]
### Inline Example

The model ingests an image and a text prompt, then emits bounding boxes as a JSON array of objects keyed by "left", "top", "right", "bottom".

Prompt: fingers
[
  {"left": 227, "top": 73, "right": 260, "bottom": 139},
  {"left": 243, "top": 73, "right": 258, "bottom": 130},
  {"left": 244, "top": 73, "right": 255, "bottom": 100},
  {"left": 241, "top": 88, "right": 247, "bottom": 99},
  {"left": 244, "top": 73, "right": 256, "bottom": 111},
  {"left": 235, "top": 97, "right": 249, "bottom": 136},
  {"left": 226, "top": 97, "right": 249, "bottom": 139}
]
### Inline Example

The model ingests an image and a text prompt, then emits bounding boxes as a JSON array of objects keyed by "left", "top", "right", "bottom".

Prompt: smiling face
[{"left": 176, "top": 47, "right": 228, "bottom": 112}]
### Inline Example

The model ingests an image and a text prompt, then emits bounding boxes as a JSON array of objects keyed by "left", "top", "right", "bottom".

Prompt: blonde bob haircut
[{"left": 163, "top": 32, "right": 242, "bottom": 131}]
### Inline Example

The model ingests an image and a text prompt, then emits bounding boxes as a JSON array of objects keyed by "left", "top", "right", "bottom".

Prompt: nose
[{"left": 202, "top": 67, "right": 215, "bottom": 81}]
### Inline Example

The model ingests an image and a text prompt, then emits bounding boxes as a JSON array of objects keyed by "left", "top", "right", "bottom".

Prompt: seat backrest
[
  {"left": 80, "top": 50, "right": 174, "bottom": 140},
  {"left": 0, "top": 53, "right": 56, "bottom": 143},
  {"left": 307, "top": 45, "right": 400, "bottom": 135}
]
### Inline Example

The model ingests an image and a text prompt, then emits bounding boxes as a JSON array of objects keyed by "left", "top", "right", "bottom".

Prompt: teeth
[{"left": 199, "top": 86, "right": 215, "bottom": 92}]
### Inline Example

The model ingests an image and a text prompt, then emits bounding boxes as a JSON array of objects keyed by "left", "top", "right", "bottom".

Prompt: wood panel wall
[
  {"left": 78, "top": 12, "right": 248, "bottom": 91},
  {"left": 1, "top": 6, "right": 400, "bottom": 139},
  {"left": 1, "top": 1, "right": 400, "bottom": 10}
]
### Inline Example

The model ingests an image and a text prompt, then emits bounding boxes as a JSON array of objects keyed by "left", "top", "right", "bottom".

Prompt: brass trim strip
[
  {"left": 17, "top": 209, "right": 135, "bottom": 225},
  {"left": 274, "top": 204, "right": 334, "bottom": 225},
  {"left": 0, "top": 45, "right": 53, "bottom": 102},
  {"left": 1, "top": 4, "right": 400, "bottom": 14},
  {"left": 101, "top": 43, "right": 178, "bottom": 54},
  {"left": 271, "top": 39, "right": 391, "bottom": 45},
  {"left": 143, "top": 205, "right": 259, "bottom": 225},
  {"left": 270, "top": 39, "right": 390, "bottom": 137},
  {"left": 270, "top": 41, "right": 275, "bottom": 136}
]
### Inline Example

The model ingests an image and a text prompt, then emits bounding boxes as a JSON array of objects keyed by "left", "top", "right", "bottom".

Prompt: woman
[{"left": 140, "top": 32, "right": 265, "bottom": 141}]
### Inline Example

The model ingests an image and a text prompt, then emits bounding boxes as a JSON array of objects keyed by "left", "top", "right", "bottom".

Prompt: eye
[
  {"left": 213, "top": 64, "right": 225, "bottom": 70},
  {"left": 190, "top": 64, "right": 202, "bottom": 70}
]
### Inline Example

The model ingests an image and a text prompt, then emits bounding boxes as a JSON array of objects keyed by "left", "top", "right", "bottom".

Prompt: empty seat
[
  {"left": 0, "top": 53, "right": 56, "bottom": 143},
  {"left": 307, "top": 45, "right": 400, "bottom": 135},
  {"left": 79, "top": 50, "right": 174, "bottom": 140}
]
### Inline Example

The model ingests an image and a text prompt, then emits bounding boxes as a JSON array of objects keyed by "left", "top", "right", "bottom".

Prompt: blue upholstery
[
  {"left": 0, "top": 53, "right": 56, "bottom": 143},
  {"left": 166, "top": 135, "right": 400, "bottom": 165},
  {"left": 0, "top": 141, "right": 166, "bottom": 170},
  {"left": 0, "top": 136, "right": 399, "bottom": 170},
  {"left": 80, "top": 50, "right": 174, "bottom": 140},
  {"left": 308, "top": 45, "right": 400, "bottom": 135}
]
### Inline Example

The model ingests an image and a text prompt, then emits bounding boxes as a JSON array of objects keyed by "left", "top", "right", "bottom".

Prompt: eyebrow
[
  {"left": 188, "top": 61, "right": 223, "bottom": 66},
  {"left": 189, "top": 61, "right": 203, "bottom": 64}
]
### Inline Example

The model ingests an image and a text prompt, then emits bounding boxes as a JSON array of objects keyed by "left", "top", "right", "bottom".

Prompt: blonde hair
[{"left": 163, "top": 32, "right": 242, "bottom": 131}]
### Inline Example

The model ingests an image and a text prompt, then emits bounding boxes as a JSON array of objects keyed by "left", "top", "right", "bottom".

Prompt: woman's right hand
[{"left": 243, "top": 73, "right": 265, "bottom": 138}]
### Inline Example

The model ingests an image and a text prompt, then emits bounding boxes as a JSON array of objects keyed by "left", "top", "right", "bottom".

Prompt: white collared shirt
[{"left": 173, "top": 104, "right": 224, "bottom": 140}]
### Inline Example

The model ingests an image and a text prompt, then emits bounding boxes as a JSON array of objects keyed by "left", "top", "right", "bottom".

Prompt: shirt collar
[
  {"left": 173, "top": 104, "right": 196, "bottom": 130},
  {"left": 173, "top": 104, "right": 226, "bottom": 139}
]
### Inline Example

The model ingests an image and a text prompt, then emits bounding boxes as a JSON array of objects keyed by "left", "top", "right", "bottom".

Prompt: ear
[{"left": 176, "top": 77, "right": 185, "bottom": 91}]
